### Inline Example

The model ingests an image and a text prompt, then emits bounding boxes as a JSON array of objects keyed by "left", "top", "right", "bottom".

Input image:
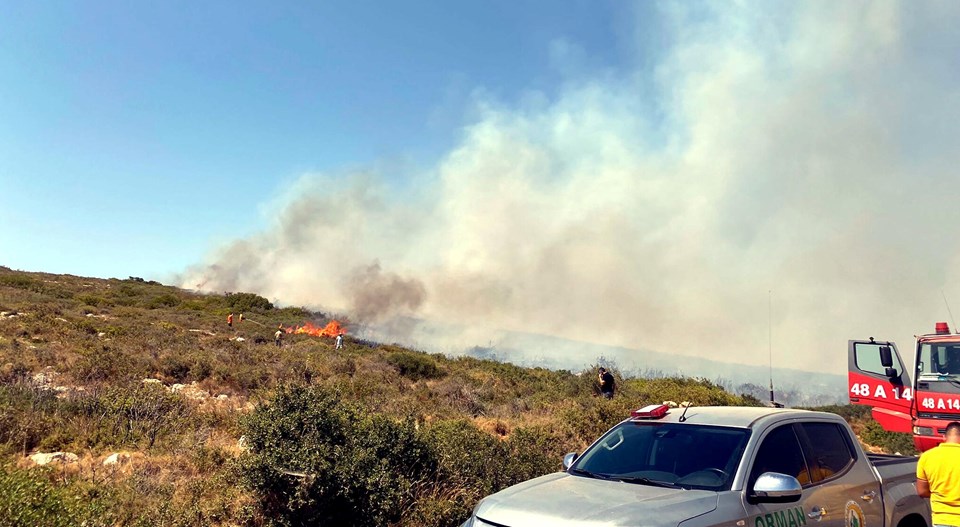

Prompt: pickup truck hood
[{"left": 475, "top": 473, "right": 719, "bottom": 527}]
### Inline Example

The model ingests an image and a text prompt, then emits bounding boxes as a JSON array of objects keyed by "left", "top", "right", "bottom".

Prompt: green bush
[
  {"left": 226, "top": 292, "right": 273, "bottom": 312},
  {"left": 0, "top": 275, "right": 37, "bottom": 290},
  {"left": 0, "top": 384, "right": 57, "bottom": 456},
  {"left": 147, "top": 293, "right": 181, "bottom": 309},
  {"left": 387, "top": 351, "right": 445, "bottom": 381},
  {"left": 860, "top": 420, "right": 917, "bottom": 455},
  {"left": 0, "top": 464, "right": 102, "bottom": 527},
  {"left": 239, "top": 385, "right": 434, "bottom": 527},
  {"left": 76, "top": 294, "right": 112, "bottom": 307},
  {"left": 72, "top": 346, "right": 136, "bottom": 384}
]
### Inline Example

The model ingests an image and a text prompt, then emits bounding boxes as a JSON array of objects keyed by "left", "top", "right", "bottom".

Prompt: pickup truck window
[
  {"left": 798, "top": 422, "right": 855, "bottom": 481},
  {"left": 749, "top": 425, "right": 811, "bottom": 487},
  {"left": 570, "top": 422, "right": 749, "bottom": 490}
]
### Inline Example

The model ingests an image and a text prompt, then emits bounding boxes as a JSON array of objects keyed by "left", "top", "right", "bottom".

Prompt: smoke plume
[{"left": 182, "top": 2, "right": 960, "bottom": 374}]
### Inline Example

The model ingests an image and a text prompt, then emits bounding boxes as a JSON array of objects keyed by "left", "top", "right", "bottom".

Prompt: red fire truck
[{"left": 849, "top": 322, "right": 960, "bottom": 451}]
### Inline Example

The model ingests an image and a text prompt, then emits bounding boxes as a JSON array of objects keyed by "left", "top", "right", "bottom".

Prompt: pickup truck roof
[{"left": 638, "top": 406, "right": 843, "bottom": 428}]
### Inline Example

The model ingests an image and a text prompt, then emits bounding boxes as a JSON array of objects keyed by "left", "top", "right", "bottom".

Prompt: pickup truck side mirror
[
  {"left": 879, "top": 346, "right": 893, "bottom": 368},
  {"left": 562, "top": 452, "right": 578, "bottom": 471},
  {"left": 748, "top": 472, "right": 802, "bottom": 504},
  {"left": 885, "top": 367, "right": 898, "bottom": 378}
]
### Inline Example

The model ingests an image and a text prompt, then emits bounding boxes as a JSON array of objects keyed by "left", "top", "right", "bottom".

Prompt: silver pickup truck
[{"left": 462, "top": 405, "right": 929, "bottom": 527}]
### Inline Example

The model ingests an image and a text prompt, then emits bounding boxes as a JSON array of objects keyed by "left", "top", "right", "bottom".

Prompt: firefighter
[
  {"left": 227, "top": 313, "right": 234, "bottom": 327},
  {"left": 335, "top": 333, "right": 344, "bottom": 350},
  {"left": 274, "top": 328, "right": 283, "bottom": 347}
]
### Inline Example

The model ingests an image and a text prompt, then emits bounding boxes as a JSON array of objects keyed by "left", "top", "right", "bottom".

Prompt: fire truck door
[{"left": 847, "top": 340, "right": 912, "bottom": 433}]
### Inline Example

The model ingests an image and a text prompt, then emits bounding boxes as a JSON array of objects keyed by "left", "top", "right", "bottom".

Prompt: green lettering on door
[
  {"left": 787, "top": 510, "right": 798, "bottom": 527},
  {"left": 765, "top": 514, "right": 775, "bottom": 527},
  {"left": 795, "top": 507, "right": 807, "bottom": 526},
  {"left": 756, "top": 518, "right": 766, "bottom": 527},
  {"left": 774, "top": 510, "right": 787, "bottom": 527}
]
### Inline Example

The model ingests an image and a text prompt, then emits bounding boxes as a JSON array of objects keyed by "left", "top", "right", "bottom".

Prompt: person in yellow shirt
[{"left": 917, "top": 421, "right": 960, "bottom": 527}]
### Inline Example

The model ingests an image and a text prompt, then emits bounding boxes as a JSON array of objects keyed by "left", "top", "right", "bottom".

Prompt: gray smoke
[
  {"left": 346, "top": 262, "right": 426, "bottom": 322},
  {"left": 182, "top": 2, "right": 960, "bottom": 374}
]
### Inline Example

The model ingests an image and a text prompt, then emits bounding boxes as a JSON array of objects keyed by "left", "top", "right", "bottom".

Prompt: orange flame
[{"left": 286, "top": 320, "right": 345, "bottom": 338}]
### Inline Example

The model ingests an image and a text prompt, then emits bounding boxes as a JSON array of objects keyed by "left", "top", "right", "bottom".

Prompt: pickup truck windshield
[{"left": 571, "top": 422, "right": 749, "bottom": 491}]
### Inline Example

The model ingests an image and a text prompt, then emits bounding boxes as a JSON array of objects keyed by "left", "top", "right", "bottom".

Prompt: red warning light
[
  {"left": 936, "top": 322, "right": 951, "bottom": 335},
  {"left": 631, "top": 404, "right": 670, "bottom": 419}
]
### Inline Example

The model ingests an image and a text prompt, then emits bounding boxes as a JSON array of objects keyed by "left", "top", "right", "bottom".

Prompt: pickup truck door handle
[
  {"left": 808, "top": 507, "right": 827, "bottom": 520},
  {"left": 861, "top": 490, "right": 877, "bottom": 502}
]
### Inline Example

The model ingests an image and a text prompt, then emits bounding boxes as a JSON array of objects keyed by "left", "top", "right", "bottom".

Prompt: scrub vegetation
[{"left": 0, "top": 267, "right": 913, "bottom": 526}]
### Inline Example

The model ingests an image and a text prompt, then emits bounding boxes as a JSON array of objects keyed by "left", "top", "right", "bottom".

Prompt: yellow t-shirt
[{"left": 918, "top": 443, "right": 960, "bottom": 526}]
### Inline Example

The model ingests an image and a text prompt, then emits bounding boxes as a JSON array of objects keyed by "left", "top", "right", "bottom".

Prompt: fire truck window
[
  {"left": 854, "top": 343, "right": 902, "bottom": 377},
  {"left": 799, "top": 423, "right": 855, "bottom": 482},
  {"left": 919, "top": 344, "right": 937, "bottom": 375},
  {"left": 919, "top": 344, "right": 960, "bottom": 376},
  {"left": 943, "top": 347, "right": 960, "bottom": 375},
  {"left": 749, "top": 425, "right": 810, "bottom": 488}
]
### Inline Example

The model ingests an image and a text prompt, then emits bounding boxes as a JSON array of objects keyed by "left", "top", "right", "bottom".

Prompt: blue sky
[
  {"left": 7, "top": 2, "right": 960, "bottom": 372},
  {"left": 0, "top": 0, "right": 639, "bottom": 279}
]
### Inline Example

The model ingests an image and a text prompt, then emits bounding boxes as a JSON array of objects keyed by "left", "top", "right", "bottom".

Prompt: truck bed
[
  {"left": 868, "top": 452, "right": 917, "bottom": 482},
  {"left": 867, "top": 453, "right": 918, "bottom": 467}
]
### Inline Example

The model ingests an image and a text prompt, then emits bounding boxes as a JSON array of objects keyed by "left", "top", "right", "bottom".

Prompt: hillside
[{"left": 0, "top": 267, "right": 912, "bottom": 526}]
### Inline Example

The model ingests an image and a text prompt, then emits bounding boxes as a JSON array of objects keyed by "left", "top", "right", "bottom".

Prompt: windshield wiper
[
  {"left": 614, "top": 476, "right": 680, "bottom": 488},
  {"left": 569, "top": 467, "right": 615, "bottom": 480}
]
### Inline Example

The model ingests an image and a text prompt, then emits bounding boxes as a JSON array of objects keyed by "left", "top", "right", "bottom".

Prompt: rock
[
  {"left": 32, "top": 370, "right": 58, "bottom": 389},
  {"left": 97, "top": 332, "right": 106, "bottom": 337},
  {"left": 102, "top": 453, "right": 130, "bottom": 466},
  {"left": 216, "top": 394, "right": 228, "bottom": 400},
  {"left": 142, "top": 378, "right": 163, "bottom": 384},
  {"left": 30, "top": 452, "right": 79, "bottom": 466},
  {"left": 169, "top": 382, "right": 209, "bottom": 401},
  {"left": 679, "top": 401, "right": 692, "bottom": 408},
  {"left": 662, "top": 401, "right": 679, "bottom": 408},
  {"left": 238, "top": 436, "right": 248, "bottom": 451}
]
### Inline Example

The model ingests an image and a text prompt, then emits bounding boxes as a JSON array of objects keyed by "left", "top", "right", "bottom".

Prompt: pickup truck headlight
[{"left": 913, "top": 426, "right": 935, "bottom": 436}]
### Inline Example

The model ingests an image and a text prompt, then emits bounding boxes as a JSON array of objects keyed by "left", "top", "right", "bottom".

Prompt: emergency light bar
[
  {"left": 631, "top": 404, "right": 670, "bottom": 419},
  {"left": 936, "top": 322, "right": 951, "bottom": 335}
]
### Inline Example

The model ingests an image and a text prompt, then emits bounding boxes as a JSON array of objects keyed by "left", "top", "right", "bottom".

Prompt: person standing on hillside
[
  {"left": 335, "top": 333, "right": 344, "bottom": 350},
  {"left": 227, "top": 313, "right": 234, "bottom": 327},
  {"left": 598, "top": 367, "right": 615, "bottom": 399},
  {"left": 917, "top": 421, "right": 960, "bottom": 527},
  {"left": 274, "top": 328, "right": 283, "bottom": 348}
]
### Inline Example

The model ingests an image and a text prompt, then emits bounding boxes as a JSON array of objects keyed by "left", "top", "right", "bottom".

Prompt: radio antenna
[
  {"left": 768, "top": 290, "right": 774, "bottom": 406},
  {"left": 942, "top": 290, "right": 957, "bottom": 332}
]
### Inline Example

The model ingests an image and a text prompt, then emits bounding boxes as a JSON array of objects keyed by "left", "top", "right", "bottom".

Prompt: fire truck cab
[{"left": 849, "top": 322, "right": 960, "bottom": 451}]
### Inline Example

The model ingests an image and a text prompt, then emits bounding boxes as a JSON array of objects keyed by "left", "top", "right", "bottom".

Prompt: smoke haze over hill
[{"left": 182, "top": 2, "right": 960, "bottom": 375}]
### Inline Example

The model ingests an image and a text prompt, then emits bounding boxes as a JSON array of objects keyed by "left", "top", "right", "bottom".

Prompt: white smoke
[{"left": 182, "top": 1, "right": 960, "bottom": 374}]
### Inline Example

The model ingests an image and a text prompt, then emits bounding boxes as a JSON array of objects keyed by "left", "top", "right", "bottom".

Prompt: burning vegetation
[{"left": 286, "top": 319, "right": 345, "bottom": 338}]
